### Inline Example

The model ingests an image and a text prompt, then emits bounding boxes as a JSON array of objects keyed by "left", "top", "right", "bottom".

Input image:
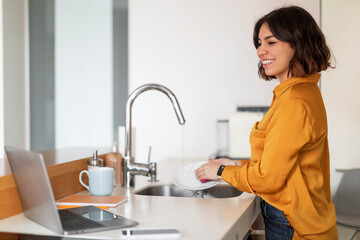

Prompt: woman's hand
[
  {"left": 195, "top": 162, "right": 222, "bottom": 181},
  {"left": 195, "top": 158, "right": 242, "bottom": 181}
]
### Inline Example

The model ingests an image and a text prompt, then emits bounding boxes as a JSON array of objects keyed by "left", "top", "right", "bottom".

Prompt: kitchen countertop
[{"left": 0, "top": 157, "right": 260, "bottom": 240}]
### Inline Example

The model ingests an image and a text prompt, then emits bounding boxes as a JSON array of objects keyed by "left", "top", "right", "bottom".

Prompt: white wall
[
  {"left": 129, "top": 0, "right": 319, "bottom": 165},
  {"left": 321, "top": 0, "right": 360, "bottom": 194},
  {"left": 3, "top": 0, "right": 28, "bottom": 151},
  {"left": 55, "top": 0, "right": 113, "bottom": 148},
  {"left": 0, "top": 0, "right": 4, "bottom": 158}
]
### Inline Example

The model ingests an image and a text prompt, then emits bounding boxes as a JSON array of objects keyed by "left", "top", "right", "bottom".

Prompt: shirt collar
[{"left": 273, "top": 73, "right": 321, "bottom": 97}]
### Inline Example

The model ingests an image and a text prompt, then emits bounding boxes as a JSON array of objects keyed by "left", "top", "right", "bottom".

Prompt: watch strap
[{"left": 217, "top": 165, "right": 226, "bottom": 176}]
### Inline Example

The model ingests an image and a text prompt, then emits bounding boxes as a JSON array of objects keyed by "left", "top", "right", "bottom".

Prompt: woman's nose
[{"left": 257, "top": 45, "right": 267, "bottom": 57}]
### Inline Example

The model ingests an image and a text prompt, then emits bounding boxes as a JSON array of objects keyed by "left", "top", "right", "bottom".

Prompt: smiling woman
[
  {"left": 236, "top": 6, "right": 336, "bottom": 239},
  {"left": 195, "top": 5, "right": 337, "bottom": 240}
]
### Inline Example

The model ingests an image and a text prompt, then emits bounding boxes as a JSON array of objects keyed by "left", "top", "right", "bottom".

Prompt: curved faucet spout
[{"left": 123, "top": 83, "right": 186, "bottom": 187}]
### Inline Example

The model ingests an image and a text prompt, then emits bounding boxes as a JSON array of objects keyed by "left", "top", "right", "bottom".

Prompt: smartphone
[{"left": 120, "top": 228, "right": 181, "bottom": 239}]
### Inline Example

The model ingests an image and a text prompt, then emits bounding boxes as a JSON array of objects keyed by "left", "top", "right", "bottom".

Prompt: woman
[{"left": 195, "top": 6, "right": 338, "bottom": 240}]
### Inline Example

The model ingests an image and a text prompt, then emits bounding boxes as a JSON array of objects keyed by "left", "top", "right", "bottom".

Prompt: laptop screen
[{"left": 5, "top": 146, "right": 64, "bottom": 234}]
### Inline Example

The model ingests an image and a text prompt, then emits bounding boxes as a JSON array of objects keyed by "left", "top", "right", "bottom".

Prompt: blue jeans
[{"left": 261, "top": 199, "right": 294, "bottom": 240}]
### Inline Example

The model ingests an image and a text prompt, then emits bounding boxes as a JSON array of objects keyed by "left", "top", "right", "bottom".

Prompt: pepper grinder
[
  {"left": 105, "top": 142, "right": 123, "bottom": 185},
  {"left": 87, "top": 150, "right": 104, "bottom": 168}
]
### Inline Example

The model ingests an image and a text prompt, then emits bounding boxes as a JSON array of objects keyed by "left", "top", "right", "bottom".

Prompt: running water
[{"left": 181, "top": 125, "right": 186, "bottom": 168}]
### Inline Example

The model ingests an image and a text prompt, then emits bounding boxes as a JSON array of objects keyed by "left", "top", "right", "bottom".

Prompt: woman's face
[{"left": 257, "top": 23, "right": 295, "bottom": 83}]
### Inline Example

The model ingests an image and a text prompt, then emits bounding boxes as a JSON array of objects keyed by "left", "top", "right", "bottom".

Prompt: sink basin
[{"left": 134, "top": 184, "right": 242, "bottom": 198}]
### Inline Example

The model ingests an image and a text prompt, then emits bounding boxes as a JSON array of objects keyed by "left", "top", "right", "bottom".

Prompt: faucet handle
[
  {"left": 147, "top": 146, "right": 158, "bottom": 182},
  {"left": 149, "top": 162, "right": 158, "bottom": 182},
  {"left": 147, "top": 146, "right": 152, "bottom": 164}
]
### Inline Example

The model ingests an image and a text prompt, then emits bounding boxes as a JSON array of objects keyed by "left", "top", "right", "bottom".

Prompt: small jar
[{"left": 87, "top": 150, "right": 104, "bottom": 169}]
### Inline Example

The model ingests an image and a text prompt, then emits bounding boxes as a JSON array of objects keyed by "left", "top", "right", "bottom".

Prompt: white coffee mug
[{"left": 79, "top": 167, "right": 114, "bottom": 196}]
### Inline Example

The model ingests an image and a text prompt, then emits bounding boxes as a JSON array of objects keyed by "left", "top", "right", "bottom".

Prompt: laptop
[{"left": 4, "top": 146, "right": 138, "bottom": 235}]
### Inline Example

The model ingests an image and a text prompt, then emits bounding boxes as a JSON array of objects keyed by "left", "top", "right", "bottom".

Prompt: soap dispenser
[
  {"left": 105, "top": 142, "right": 123, "bottom": 185},
  {"left": 87, "top": 150, "right": 104, "bottom": 168}
]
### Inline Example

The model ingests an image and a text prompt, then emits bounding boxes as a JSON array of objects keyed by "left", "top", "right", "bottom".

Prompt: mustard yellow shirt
[{"left": 222, "top": 74, "right": 338, "bottom": 239}]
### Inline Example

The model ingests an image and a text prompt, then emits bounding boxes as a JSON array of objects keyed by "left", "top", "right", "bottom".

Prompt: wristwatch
[{"left": 217, "top": 165, "right": 226, "bottom": 177}]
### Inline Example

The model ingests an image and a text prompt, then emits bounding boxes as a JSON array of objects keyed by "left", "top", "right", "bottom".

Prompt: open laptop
[{"left": 4, "top": 146, "right": 138, "bottom": 235}]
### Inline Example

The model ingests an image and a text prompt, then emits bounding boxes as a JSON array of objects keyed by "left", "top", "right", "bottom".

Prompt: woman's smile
[{"left": 261, "top": 59, "right": 275, "bottom": 67}]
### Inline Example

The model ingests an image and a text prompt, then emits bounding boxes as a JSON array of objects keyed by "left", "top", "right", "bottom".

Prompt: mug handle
[{"left": 79, "top": 170, "right": 89, "bottom": 190}]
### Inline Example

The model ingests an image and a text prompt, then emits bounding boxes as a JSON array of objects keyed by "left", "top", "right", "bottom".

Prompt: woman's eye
[{"left": 268, "top": 41, "right": 276, "bottom": 45}]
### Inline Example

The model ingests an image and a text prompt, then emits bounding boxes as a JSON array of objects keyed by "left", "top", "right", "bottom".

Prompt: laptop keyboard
[{"left": 59, "top": 209, "right": 103, "bottom": 232}]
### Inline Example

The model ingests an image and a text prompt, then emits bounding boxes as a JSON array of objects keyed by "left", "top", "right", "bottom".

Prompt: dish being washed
[{"left": 173, "top": 161, "right": 221, "bottom": 191}]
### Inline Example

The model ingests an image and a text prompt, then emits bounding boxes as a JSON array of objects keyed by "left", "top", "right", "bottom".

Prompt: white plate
[{"left": 173, "top": 161, "right": 221, "bottom": 191}]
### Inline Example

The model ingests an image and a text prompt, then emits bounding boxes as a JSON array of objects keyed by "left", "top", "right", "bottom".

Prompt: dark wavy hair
[{"left": 253, "top": 6, "right": 334, "bottom": 81}]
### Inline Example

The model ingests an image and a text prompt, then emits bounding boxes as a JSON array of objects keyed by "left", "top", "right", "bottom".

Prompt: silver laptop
[{"left": 4, "top": 146, "right": 138, "bottom": 235}]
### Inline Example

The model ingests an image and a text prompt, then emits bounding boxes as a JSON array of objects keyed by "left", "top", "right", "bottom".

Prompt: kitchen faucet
[{"left": 122, "top": 83, "right": 186, "bottom": 188}]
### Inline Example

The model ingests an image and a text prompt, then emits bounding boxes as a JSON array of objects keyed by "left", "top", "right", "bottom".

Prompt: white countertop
[{"left": 0, "top": 159, "right": 260, "bottom": 240}]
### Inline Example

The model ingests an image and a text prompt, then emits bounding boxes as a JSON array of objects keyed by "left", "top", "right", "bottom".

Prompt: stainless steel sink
[{"left": 134, "top": 184, "right": 242, "bottom": 198}]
